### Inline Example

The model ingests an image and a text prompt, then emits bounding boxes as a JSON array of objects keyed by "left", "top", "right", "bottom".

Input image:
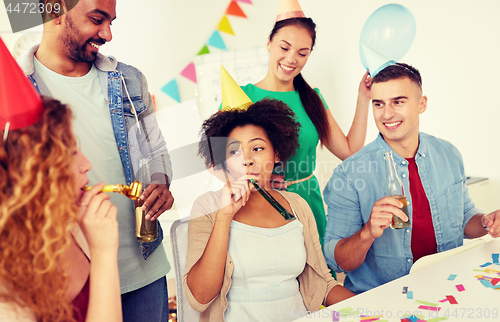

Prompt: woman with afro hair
[{"left": 184, "top": 99, "right": 354, "bottom": 322}]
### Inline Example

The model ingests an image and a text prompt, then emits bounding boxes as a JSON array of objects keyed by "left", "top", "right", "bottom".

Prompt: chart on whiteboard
[{"left": 194, "top": 47, "right": 269, "bottom": 120}]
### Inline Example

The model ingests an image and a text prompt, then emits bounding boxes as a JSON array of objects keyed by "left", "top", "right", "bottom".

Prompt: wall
[{"left": 1, "top": 1, "right": 499, "bottom": 211}]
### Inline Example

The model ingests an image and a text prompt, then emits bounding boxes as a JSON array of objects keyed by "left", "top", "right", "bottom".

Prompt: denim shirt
[
  {"left": 18, "top": 45, "right": 172, "bottom": 260},
  {"left": 323, "top": 133, "right": 481, "bottom": 294}
]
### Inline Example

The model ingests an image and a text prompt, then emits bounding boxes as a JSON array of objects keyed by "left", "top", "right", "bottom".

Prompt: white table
[{"left": 297, "top": 238, "right": 500, "bottom": 321}]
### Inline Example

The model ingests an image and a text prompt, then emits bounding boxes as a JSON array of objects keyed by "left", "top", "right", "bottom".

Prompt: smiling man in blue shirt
[{"left": 323, "top": 63, "right": 500, "bottom": 294}]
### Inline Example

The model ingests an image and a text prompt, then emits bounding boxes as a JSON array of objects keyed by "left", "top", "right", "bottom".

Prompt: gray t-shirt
[{"left": 34, "top": 57, "right": 169, "bottom": 293}]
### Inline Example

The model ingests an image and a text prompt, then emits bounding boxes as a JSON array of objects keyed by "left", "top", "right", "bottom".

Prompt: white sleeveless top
[{"left": 224, "top": 217, "right": 308, "bottom": 322}]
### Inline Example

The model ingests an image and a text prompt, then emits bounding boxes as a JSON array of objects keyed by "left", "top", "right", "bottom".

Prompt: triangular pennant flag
[
  {"left": 226, "top": 1, "right": 247, "bottom": 18},
  {"left": 161, "top": 78, "right": 181, "bottom": 103},
  {"left": 218, "top": 16, "right": 234, "bottom": 35},
  {"left": 152, "top": 94, "right": 157, "bottom": 112},
  {"left": 235, "top": 0, "right": 252, "bottom": 4},
  {"left": 207, "top": 31, "right": 227, "bottom": 50},
  {"left": 197, "top": 45, "right": 210, "bottom": 56},
  {"left": 180, "top": 62, "right": 197, "bottom": 83},
  {"left": 360, "top": 43, "right": 395, "bottom": 77}
]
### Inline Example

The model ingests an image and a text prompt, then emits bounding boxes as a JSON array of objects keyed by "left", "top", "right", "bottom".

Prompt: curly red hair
[{"left": 0, "top": 97, "right": 78, "bottom": 321}]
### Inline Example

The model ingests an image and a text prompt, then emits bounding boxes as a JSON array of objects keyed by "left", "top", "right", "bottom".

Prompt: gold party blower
[{"left": 83, "top": 180, "right": 142, "bottom": 200}]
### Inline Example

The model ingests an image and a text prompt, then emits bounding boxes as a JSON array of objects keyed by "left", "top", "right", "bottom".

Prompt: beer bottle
[
  {"left": 135, "top": 159, "right": 158, "bottom": 242},
  {"left": 383, "top": 151, "right": 410, "bottom": 229}
]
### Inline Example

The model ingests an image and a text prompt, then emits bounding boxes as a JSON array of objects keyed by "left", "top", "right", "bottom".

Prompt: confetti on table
[
  {"left": 402, "top": 313, "right": 425, "bottom": 319},
  {"left": 360, "top": 317, "right": 380, "bottom": 321},
  {"left": 426, "top": 317, "right": 448, "bottom": 322},
  {"left": 473, "top": 269, "right": 487, "bottom": 272},
  {"left": 447, "top": 274, "right": 457, "bottom": 280},
  {"left": 439, "top": 298, "right": 448, "bottom": 303},
  {"left": 480, "top": 262, "right": 493, "bottom": 267},
  {"left": 402, "top": 286, "right": 408, "bottom": 294},
  {"left": 418, "top": 305, "right": 441, "bottom": 311},
  {"left": 481, "top": 279, "right": 494, "bottom": 288},
  {"left": 492, "top": 278, "right": 500, "bottom": 286},
  {"left": 446, "top": 295, "right": 458, "bottom": 304},
  {"left": 474, "top": 275, "right": 493, "bottom": 281},
  {"left": 416, "top": 300, "right": 439, "bottom": 307},
  {"left": 339, "top": 307, "right": 357, "bottom": 317},
  {"left": 407, "top": 291, "right": 413, "bottom": 299},
  {"left": 475, "top": 275, "right": 495, "bottom": 280},
  {"left": 492, "top": 253, "right": 499, "bottom": 263},
  {"left": 408, "top": 316, "right": 419, "bottom": 322},
  {"left": 486, "top": 268, "right": 500, "bottom": 274},
  {"left": 455, "top": 284, "right": 465, "bottom": 292},
  {"left": 331, "top": 310, "right": 339, "bottom": 322}
]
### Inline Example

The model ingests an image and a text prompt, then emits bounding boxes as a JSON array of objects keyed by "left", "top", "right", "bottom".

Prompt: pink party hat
[{"left": 276, "top": 0, "right": 305, "bottom": 22}]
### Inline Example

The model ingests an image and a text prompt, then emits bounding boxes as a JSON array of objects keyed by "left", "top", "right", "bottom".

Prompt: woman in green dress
[{"left": 239, "top": 15, "right": 372, "bottom": 247}]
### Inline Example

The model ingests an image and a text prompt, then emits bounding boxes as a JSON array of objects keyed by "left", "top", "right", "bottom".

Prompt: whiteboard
[
  {"left": 194, "top": 47, "right": 269, "bottom": 120},
  {"left": 156, "top": 99, "right": 223, "bottom": 221}
]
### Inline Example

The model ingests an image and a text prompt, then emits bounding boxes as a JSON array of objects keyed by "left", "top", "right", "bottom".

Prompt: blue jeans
[{"left": 121, "top": 276, "right": 169, "bottom": 322}]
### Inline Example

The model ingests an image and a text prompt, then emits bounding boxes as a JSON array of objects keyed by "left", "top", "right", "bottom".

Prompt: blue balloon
[{"left": 359, "top": 4, "right": 416, "bottom": 71}]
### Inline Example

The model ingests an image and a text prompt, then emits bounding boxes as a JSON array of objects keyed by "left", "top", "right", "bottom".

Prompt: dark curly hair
[{"left": 199, "top": 98, "right": 300, "bottom": 170}]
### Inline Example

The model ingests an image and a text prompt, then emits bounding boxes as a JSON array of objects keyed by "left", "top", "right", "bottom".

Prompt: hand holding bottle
[
  {"left": 364, "top": 197, "right": 408, "bottom": 239},
  {"left": 383, "top": 151, "right": 411, "bottom": 229}
]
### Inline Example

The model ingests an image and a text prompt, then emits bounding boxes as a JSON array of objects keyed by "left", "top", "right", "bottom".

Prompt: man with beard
[{"left": 18, "top": 1, "right": 174, "bottom": 321}]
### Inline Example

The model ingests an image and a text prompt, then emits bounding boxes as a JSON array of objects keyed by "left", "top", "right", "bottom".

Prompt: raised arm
[
  {"left": 323, "top": 72, "right": 371, "bottom": 160},
  {"left": 323, "top": 167, "right": 407, "bottom": 273},
  {"left": 333, "top": 196, "right": 406, "bottom": 271},
  {"left": 185, "top": 177, "right": 250, "bottom": 308},
  {"left": 78, "top": 183, "right": 122, "bottom": 322}
]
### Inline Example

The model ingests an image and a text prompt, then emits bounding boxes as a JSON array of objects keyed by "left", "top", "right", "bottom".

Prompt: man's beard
[{"left": 59, "top": 13, "right": 105, "bottom": 62}]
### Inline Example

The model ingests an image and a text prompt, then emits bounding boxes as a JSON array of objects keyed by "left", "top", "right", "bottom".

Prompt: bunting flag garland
[
  {"left": 218, "top": 16, "right": 235, "bottom": 35},
  {"left": 197, "top": 45, "right": 210, "bottom": 56},
  {"left": 161, "top": 79, "right": 181, "bottom": 103},
  {"left": 226, "top": 1, "right": 247, "bottom": 18},
  {"left": 180, "top": 62, "right": 197, "bottom": 83},
  {"left": 160, "top": 0, "right": 251, "bottom": 103},
  {"left": 207, "top": 31, "right": 227, "bottom": 50}
]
